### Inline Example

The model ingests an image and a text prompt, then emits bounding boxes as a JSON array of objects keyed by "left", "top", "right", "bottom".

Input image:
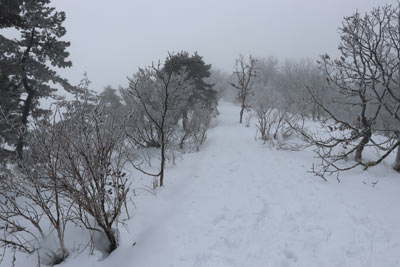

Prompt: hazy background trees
[
  {"left": 231, "top": 56, "right": 327, "bottom": 146},
  {"left": 231, "top": 55, "right": 257, "bottom": 123},
  {"left": 234, "top": 3, "right": 400, "bottom": 179}
]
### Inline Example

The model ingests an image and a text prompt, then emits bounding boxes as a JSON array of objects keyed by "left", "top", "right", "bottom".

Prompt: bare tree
[
  {"left": 0, "top": 116, "right": 74, "bottom": 266},
  {"left": 54, "top": 103, "right": 130, "bottom": 254},
  {"left": 231, "top": 55, "right": 257, "bottom": 123},
  {"left": 126, "top": 60, "right": 192, "bottom": 187},
  {"left": 299, "top": 3, "right": 400, "bottom": 178},
  {"left": 124, "top": 104, "right": 162, "bottom": 149},
  {"left": 364, "top": 3, "right": 400, "bottom": 171}
]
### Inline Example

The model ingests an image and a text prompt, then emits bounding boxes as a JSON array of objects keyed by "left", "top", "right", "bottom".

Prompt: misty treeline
[
  {"left": 229, "top": 55, "right": 328, "bottom": 148},
  {"left": 0, "top": 0, "right": 218, "bottom": 265},
  {"left": 229, "top": 3, "right": 400, "bottom": 180}
]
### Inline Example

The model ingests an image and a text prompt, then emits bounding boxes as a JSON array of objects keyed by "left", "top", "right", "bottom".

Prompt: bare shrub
[
  {"left": 252, "top": 85, "right": 296, "bottom": 145},
  {"left": 178, "top": 104, "right": 212, "bottom": 152},
  {"left": 54, "top": 104, "right": 130, "bottom": 254},
  {"left": 0, "top": 117, "right": 73, "bottom": 265}
]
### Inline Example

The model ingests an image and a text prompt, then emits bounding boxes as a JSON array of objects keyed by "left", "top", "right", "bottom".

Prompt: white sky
[{"left": 53, "top": 0, "right": 395, "bottom": 91}]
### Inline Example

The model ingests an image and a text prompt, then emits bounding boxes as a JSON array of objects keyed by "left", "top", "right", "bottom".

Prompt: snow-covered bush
[
  {"left": 0, "top": 118, "right": 73, "bottom": 265},
  {"left": 0, "top": 96, "right": 132, "bottom": 267},
  {"left": 55, "top": 103, "right": 130, "bottom": 254},
  {"left": 178, "top": 104, "right": 213, "bottom": 152},
  {"left": 252, "top": 81, "right": 296, "bottom": 145}
]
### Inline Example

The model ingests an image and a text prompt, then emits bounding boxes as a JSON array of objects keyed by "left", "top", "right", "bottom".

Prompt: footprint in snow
[{"left": 282, "top": 246, "right": 298, "bottom": 262}]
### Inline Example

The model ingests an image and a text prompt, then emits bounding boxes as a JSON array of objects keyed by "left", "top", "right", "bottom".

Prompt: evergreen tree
[
  {"left": 163, "top": 51, "right": 217, "bottom": 130},
  {"left": 99, "top": 85, "right": 123, "bottom": 110},
  {"left": 0, "top": 52, "right": 21, "bottom": 158},
  {"left": 0, "top": 0, "right": 72, "bottom": 159},
  {"left": 0, "top": 0, "right": 23, "bottom": 27},
  {"left": 164, "top": 51, "right": 216, "bottom": 106}
]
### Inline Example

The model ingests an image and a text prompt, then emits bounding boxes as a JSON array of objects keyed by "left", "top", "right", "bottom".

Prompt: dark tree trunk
[
  {"left": 105, "top": 226, "right": 117, "bottom": 253},
  {"left": 160, "top": 141, "right": 165, "bottom": 187},
  {"left": 16, "top": 28, "right": 35, "bottom": 160},
  {"left": 239, "top": 105, "right": 244, "bottom": 124},
  {"left": 16, "top": 89, "right": 34, "bottom": 160},
  {"left": 355, "top": 128, "right": 371, "bottom": 163},
  {"left": 159, "top": 125, "right": 166, "bottom": 187},
  {"left": 312, "top": 104, "right": 318, "bottom": 121},
  {"left": 393, "top": 136, "right": 400, "bottom": 172},
  {"left": 179, "top": 132, "right": 189, "bottom": 149},
  {"left": 182, "top": 109, "right": 188, "bottom": 131}
]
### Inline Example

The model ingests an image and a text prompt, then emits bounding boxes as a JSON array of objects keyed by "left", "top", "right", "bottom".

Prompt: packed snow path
[{"left": 67, "top": 101, "right": 400, "bottom": 267}]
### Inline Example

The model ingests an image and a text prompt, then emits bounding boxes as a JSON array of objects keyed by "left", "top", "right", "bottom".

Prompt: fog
[
  {"left": 3, "top": 1, "right": 400, "bottom": 265},
  {"left": 54, "top": 0, "right": 393, "bottom": 90}
]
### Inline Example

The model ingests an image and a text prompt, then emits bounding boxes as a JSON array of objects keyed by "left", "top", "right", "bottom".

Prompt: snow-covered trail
[{"left": 65, "top": 101, "right": 400, "bottom": 267}]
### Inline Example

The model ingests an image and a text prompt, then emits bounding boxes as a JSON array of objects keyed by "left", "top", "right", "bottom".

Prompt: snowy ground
[{"left": 8, "top": 101, "right": 400, "bottom": 267}]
